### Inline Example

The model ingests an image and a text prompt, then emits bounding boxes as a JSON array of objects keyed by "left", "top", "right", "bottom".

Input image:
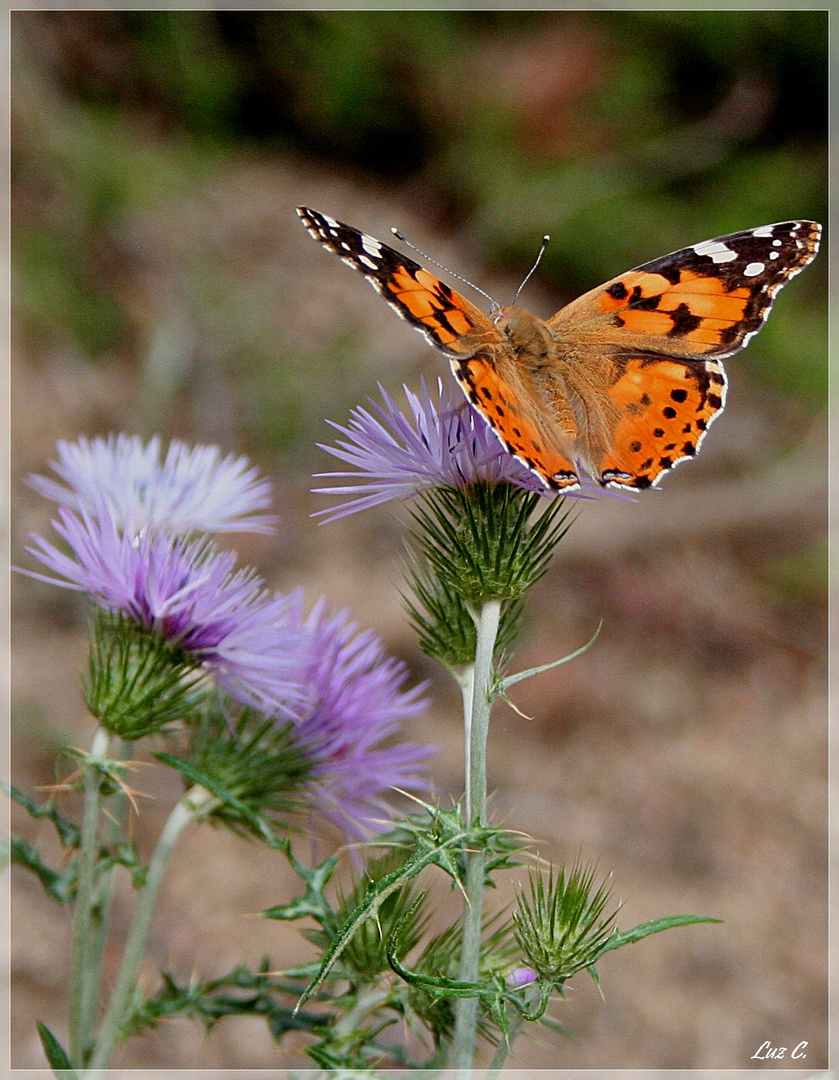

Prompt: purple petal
[
  {"left": 27, "top": 434, "right": 277, "bottom": 534},
  {"left": 314, "top": 378, "right": 548, "bottom": 521}
]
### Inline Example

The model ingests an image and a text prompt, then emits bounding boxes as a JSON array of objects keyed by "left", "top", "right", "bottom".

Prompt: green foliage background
[{"left": 13, "top": 10, "right": 827, "bottom": 426}]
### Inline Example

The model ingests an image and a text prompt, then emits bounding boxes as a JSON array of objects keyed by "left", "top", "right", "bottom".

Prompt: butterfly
[{"left": 297, "top": 207, "right": 821, "bottom": 492}]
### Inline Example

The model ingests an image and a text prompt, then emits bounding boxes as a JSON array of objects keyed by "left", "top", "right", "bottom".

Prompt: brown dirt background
[{"left": 11, "top": 160, "right": 828, "bottom": 1072}]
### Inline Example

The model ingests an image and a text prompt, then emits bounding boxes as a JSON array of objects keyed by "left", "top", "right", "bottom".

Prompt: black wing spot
[
  {"left": 653, "top": 427, "right": 665, "bottom": 438},
  {"left": 670, "top": 388, "right": 688, "bottom": 403},
  {"left": 662, "top": 406, "right": 677, "bottom": 419},
  {"left": 630, "top": 440, "right": 642, "bottom": 453},
  {"left": 667, "top": 302, "right": 703, "bottom": 338},
  {"left": 607, "top": 281, "right": 629, "bottom": 300}
]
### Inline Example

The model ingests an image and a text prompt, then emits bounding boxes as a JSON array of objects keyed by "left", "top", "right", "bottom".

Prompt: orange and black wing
[
  {"left": 297, "top": 207, "right": 499, "bottom": 357},
  {"left": 548, "top": 220, "right": 821, "bottom": 358}
]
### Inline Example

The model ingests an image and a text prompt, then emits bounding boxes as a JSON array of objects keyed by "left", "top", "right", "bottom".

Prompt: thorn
[{"left": 499, "top": 691, "right": 534, "bottom": 721}]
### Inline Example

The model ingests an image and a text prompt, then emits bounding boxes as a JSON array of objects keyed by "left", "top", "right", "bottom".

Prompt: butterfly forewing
[
  {"left": 548, "top": 220, "right": 821, "bottom": 359},
  {"left": 297, "top": 206, "right": 497, "bottom": 357}
]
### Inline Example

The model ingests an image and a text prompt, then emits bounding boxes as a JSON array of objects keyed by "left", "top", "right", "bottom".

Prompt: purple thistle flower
[
  {"left": 289, "top": 597, "right": 434, "bottom": 840},
  {"left": 20, "top": 500, "right": 305, "bottom": 716},
  {"left": 507, "top": 966, "right": 539, "bottom": 988},
  {"left": 27, "top": 434, "right": 277, "bottom": 535},
  {"left": 313, "top": 378, "right": 549, "bottom": 522}
]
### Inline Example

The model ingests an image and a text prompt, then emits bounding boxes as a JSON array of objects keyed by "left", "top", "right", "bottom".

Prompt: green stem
[
  {"left": 79, "top": 739, "right": 131, "bottom": 1060},
  {"left": 331, "top": 984, "right": 391, "bottom": 1039},
  {"left": 458, "top": 664, "right": 475, "bottom": 802},
  {"left": 451, "top": 598, "right": 501, "bottom": 1074},
  {"left": 68, "top": 725, "right": 112, "bottom": 1066},
  {"left": 85, "top": 785, "right": 216, "bottom": 1074}
]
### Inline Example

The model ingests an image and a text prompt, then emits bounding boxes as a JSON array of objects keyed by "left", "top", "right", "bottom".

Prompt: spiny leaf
[
  {"left": 294, "top": 819, "right": 476, "bottom": 1011},
  {"left": 37, "top": 1021, "right": 77, "bottom": 1076},
  {"left": 4, "top": 782, "right": 81, "bottom": 847},
  {"left": 598, "top": 913, "right": 723, "bottom": 955},
  {"left": 10, "top": 837, "right": 76, "bottom": 904},
  {"left": 498, "top": 622, "right": 602, "bottom": 695},
  {"left": 262, "top": 842, "right": 340, "bottom": 937}
]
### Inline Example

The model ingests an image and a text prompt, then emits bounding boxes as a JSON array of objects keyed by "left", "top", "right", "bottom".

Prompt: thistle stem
[
  {"left": 452, "top": 597, "right": 501, "bottom": 1074},
  {"left": 86, "top": 785, "right": 216, "bottom": 1074},
  {"left": 459, "top": 664, "right": 475, "bottom": 803},
  {"left": 78, "top": 738, "right": 131, "bottom": 1062},
  {"left": 68, "top": 725, "right": 111, "bottom": 1066}
]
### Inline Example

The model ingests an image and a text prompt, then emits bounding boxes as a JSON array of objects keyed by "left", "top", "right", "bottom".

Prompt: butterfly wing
[
  {"left": 297, "top": 207, "right": 500, "bottom": 357},
  {"left": 297, "top": 207, "right": 582, "bottom": 486},
  {"left": 453, "top": 354, "right": 581, "bottom": 489},
  {"left": 545, "top": 220, "right": 821, "bottom": 490},
  {"left": 548, "top": 220, "right": 821, "bottom": 357}
]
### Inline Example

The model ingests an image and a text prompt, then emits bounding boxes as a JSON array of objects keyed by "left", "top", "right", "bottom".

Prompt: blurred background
[{"left": 10, "top": 10, "right": 827, "bottom": 1072}]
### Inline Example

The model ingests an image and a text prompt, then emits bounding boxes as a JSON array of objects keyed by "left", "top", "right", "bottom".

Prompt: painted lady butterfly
[{"left": 298, "top": 207, "right": 821, "bottom": 492}]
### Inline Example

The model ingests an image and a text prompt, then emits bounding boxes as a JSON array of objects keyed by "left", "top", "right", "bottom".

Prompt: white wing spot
[
  {"left": 361, "top": 235, "right": 383, "bottom": 257},
  {"left": 772, "top": 238, "right": 783, "bottom": 247},
  {"left": 322, "top": 214, "right": 340, "bottom": 229},
  {"left": 693, "top": 239, "right": 737, "bottom": 264},
  {"left": 358, "top": 254, "right": 378, "bottom": 270},
  {"left": 744, "top": 261, "right": 765, "bottom": 277},
  {"left": 752, "top": 225, "right": 775, "bottom": 238},
  {"left": 769, "top": 251, "right": 779, "bottom": 260}
]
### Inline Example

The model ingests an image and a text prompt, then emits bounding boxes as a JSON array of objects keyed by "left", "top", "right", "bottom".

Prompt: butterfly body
[{"left": 298, "top": 207, "right": 820, "bottom": 492}]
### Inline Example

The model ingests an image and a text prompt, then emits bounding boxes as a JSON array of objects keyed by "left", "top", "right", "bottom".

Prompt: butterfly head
[{"left": 493, "top": 306, "right": 554, "bottom": 361}]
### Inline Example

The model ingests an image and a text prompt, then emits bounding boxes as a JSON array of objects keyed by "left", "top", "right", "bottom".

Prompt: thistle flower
[
  {"left": 21, "top": 501, "right": 305, "bottom": 716},
  {"left": 27, "top": 434, "right": 277, "bottom": 535},
  {"left": 513, "top": 861, "right": 618, "bottom": 986},
  {"left": 290, "top": 597, "right": 434, "bottom": 840},
  {"left": 314, "top": 378, "right": 549, "bottom": 521},
  {"left": 507, "top": 966, "right": 539, "bottom": 988}
]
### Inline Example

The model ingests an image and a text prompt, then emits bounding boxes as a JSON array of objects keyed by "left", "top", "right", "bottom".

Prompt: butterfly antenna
[
  {"left": 392, "top": 228, "right": 500, "bottom": 311},
  {"left": 512, "top": 234, "right": 550, "bottom": 306}
]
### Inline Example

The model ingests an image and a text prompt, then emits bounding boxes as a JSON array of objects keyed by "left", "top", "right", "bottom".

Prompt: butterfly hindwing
[
  {"left": 453, "top": 355, "right": 580, "bottom": 489},
  {"left": 595, "top": 355, "right": 728, "bottom": 489}
]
